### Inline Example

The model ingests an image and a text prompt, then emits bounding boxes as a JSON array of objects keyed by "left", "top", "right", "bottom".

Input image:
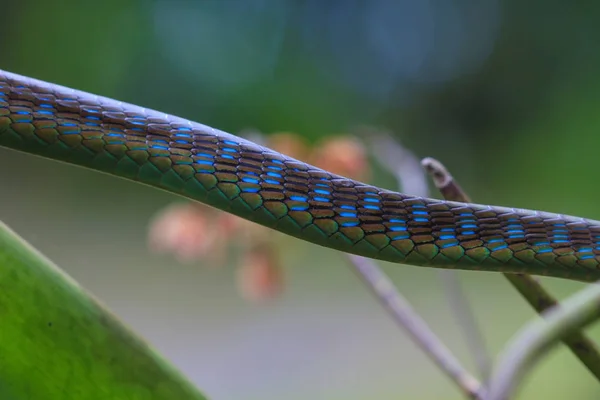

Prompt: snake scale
[{"left": 1, "top": 70, "right": 600, "bottom": 282}]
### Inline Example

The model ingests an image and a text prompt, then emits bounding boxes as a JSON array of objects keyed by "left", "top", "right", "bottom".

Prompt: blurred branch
[
  {"left": 486, "top": 283, "right": 600, "bottom": 400},
  {"left": 346, "top": 254, "right": 484, "bottom": 399},
  {"left": 361, "top": 129, "right": 492, "bottom": 380},
  {"left": 422, "top": 157, "right": 600, "bottom": 382},
  {"left": 438, "top": 270, "right": 493, "bottom": 380},
  {"left": 357, "top": 127, "right": 428, "bottom": 195}
]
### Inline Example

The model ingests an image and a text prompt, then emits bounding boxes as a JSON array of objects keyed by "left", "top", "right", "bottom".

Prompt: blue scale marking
[
  {"left": 314, "top": 197, "right": 329, "bottom": 202},
  {"left": 272, "top": 159, "right": 284, "bottom": 164},
  {"left": 195, "top": 160, "right": 213, "bottom": 165},
  {"left": 390, "top": 218, "right": 405, "bottom": 223},
  {"left": 150, "top": 145, "right": 168, "bottom": 150},
  {"left": 60, "top": 121, "right": 79, "bottom": 134},
  {"left": 290, "top": 195, "right": 308, "bottom": 202},
  {"left": 223, "top": 140, "right": 237, "bottom": 145},
  {"left": 222, "top": 147, "right": 237, "bottom": 153},
  {"left": 341, "top": 205, "right": 356, "bottom": 210},
  {"left": 341, "top": 221, "right": 360, "bottom": 227},
  {"left": 390, "top": 233, "right": 410, "bottom": 240},
  {"left": 242, "top": 177, "right": 260, "bottom": 184},
  {"left": 242, "top": 187, "right": 259, "bottom": 193},
  {"left": 580, "top": 254, "right": 595, "bottom": 260},
  {"left": 267, "top": 172, "right": 282, "bottom": 178},
  {"left": 340, "top": 212, "right": 358, "bottom": 218},
  {"left": 538, "top": 248, "right": 553, "bottom": 254},
  {"left": 197, "top": 153, "right": 214, "bottom": 158},
  {"left": 267, "top": 165, "right": 283, "bottom": 171},
  {"left": 315, "top": 183, "right": 329, "bottom": 187},
  {"left": 290, "top": 205, "right": 309, "bottom": 211},
  {"left": 314, "top": 189, "right": 330, "bottom": 195},
  {"left": 413, "top": 211, "right": 428, "bottom": 215},
  {"left": 390, "top": 226, "right": 408, "bottom": 232},
  {"left": 441, "top": 242, "right": 459, "bottom": 249},
  {"left": 264, "top": 179, "right": 279, "bottom": 185},
  {"left": 439, "top": 235, "right": 455, "bottom": 240},
  {"left": 221, "top": 154, "right": 234, "bottom": 160},
  {"left": 414, "top": 218, "right": 428, "bottom": 222},
  {"left": 364, "top": 205, "right": 379, "bottom": 210},
  {"left": 364, "top": 198, "right": 380, "bottom": 203},
  {"left": 441, "top": 228, "right": 454, "bottom": 232}
]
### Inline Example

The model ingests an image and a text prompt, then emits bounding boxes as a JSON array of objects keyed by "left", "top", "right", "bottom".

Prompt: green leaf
[{"left": 0, "top": 221, "right": 208, "bottom": 400}]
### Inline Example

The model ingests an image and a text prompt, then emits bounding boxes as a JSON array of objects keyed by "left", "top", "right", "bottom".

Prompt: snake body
[{"left": 1, "top": 70, "right": 600, "bottom": 282}]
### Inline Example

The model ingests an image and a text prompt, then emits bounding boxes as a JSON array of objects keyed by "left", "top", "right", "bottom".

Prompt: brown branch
[{"left": 422, "top": 157, "right": 600, "bottom": 382}]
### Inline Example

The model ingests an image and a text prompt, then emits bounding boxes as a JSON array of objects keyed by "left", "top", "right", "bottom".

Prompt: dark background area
[{"left": 1, "top": 1, "right": 600, "bottom": 399}]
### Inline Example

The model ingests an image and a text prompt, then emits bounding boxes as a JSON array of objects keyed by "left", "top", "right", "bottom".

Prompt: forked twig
[
  {"left": 347, "top": 254, "right": 485, "bottom": 399},
  {"left": 422, "top": 157, "right": 600, "bottom": 384},
  {"left": 487, "top": 283, "right": 600, "bottom": 400},
  {"left": 363, "top": 130, "right": 492, "bottom": 379},
  {"left": 344, "top": 130, "right": 487, "bottom": 398}
]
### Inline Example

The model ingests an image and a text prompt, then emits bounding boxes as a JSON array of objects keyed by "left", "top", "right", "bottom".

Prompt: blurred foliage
[
  {"left": 0, "top": 222, "right": 207, "bottom": 400},
  {"left": 2, "top": 0, "right": 600, "bottom": 399}
]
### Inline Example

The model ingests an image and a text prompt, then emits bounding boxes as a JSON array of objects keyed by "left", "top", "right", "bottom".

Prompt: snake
[{"left": 1, "top": 70, "right": 600, "bottom": 283}]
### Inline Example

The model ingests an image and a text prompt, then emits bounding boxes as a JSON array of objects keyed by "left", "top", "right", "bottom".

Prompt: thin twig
[
  {"left": 346, "top": 254, "right": 485, "bottom": 399},
  {"left": 486, "top": 283, "right": 600, "bottom": 400},
  {"left": 361, "top": 130, "right": 492, "bottom": 380},
  {"left": 439, "top": 270, "right": 493, "bottom": 380},
  {"left": 422, "top": 157, "right": 600, "bottom": 382}
]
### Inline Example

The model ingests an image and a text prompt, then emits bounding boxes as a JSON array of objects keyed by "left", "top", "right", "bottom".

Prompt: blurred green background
[{"left": 1, "top": 0, "right": 600, "bottom": 399}]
